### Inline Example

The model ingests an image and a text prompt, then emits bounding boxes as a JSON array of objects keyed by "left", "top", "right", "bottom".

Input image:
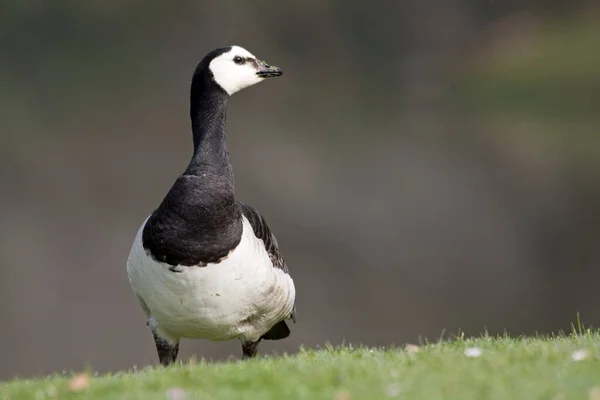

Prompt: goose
[{"left": 126, "top": 46, "right": 296, "bottom": 365}]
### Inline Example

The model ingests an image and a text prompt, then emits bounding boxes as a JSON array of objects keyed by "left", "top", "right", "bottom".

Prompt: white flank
[
  {"left": 126, "top": 216, "right": 296, "bottom": 344},
  {"left": 209, "top": 46, "right": 265, "bottom": 95}
]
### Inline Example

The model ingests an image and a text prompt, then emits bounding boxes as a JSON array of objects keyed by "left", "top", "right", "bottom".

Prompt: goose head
[{"left": 202, "top": 46, "right": 282, "bottom": 96}]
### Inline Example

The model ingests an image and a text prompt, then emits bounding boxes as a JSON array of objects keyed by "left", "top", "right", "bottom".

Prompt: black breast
[{"left": 142, "top": 175, "right": 243, "bottom": 266}]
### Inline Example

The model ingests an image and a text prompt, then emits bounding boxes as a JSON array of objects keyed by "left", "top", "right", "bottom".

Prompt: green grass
[{"left": 3, "top": 332, "right": 600, "bottom": 400}]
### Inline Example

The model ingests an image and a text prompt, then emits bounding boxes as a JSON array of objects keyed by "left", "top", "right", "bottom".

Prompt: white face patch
[{"left": 209, "top": 46, "right": 265, "bottom": 95}]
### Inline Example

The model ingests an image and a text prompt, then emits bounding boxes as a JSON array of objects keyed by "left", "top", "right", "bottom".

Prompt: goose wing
[{"left": 237, "top": 201, "right": 296, "bottom": 323}]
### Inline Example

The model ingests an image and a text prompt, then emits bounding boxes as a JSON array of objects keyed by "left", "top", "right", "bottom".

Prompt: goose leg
[
  {"left": 152, "top": 330, "right": 180, "bottom": 366},
  {"left": 241, "top": 340, "right": 261, "bottom": 359}
]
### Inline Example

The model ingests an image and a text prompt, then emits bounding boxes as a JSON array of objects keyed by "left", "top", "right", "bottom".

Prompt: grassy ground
[{"left": 3, "top": 332, "right": 600, "bottom": 400}]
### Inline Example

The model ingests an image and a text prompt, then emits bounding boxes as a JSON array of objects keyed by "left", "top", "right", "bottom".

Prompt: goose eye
[{"left": 233, "top": 56, "right": 245, "bottom": 65}]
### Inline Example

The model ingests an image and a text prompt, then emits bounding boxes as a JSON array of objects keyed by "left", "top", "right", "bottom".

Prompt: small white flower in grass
[
  {"left": 386, "top": 383, "right": 403, "bottom": 397},
  {"left": 404, "top": 344, "right": 420, "bottom": 353},
  {"left": 464, "top": 347, "right": 483, "bottom": 358},
  {"left": 45, "top": 386, "right": 57, "bottom": 398},
  {"left": 166, "top": 387, "right": 188, "bottom": 400},
  {"left": 571, "top": 349, "right": 590, "bottom": 361}
]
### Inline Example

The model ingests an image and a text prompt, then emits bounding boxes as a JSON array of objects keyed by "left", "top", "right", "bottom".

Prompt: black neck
[
  {"left": 185, "top": 78, "right": 232, "bottom": 184},
  {"left": 141, "top": 73, "right": 243, "bottom": 267}
]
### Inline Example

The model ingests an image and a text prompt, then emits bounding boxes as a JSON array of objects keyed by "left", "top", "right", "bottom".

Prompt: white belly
[{"left": 126, "top": 216, "right": 295, "bottom": 343}]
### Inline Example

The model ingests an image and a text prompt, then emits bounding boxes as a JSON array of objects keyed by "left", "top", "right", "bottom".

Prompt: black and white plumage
[{"left": 126, "top": 46, "right": 296, "bottom": 364}]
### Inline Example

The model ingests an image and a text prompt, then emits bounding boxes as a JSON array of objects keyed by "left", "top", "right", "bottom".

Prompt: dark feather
[{"left": 261, "top": 320, "right": 290, "bottom": 340}]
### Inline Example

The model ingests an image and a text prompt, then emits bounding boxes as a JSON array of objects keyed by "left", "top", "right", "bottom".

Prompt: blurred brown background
[{"left": 1, "top": 0, "right": 599, "bottom": 380}]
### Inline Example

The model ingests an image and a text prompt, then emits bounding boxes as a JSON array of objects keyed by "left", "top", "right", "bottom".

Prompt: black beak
[{"left": 256, "top": 60, "right": 282, "bottom": 78}]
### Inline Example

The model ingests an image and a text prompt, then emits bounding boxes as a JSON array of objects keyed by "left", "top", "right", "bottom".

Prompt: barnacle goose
[{"left": 126, "top": 46, "right": 296, "bottom": 364}]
